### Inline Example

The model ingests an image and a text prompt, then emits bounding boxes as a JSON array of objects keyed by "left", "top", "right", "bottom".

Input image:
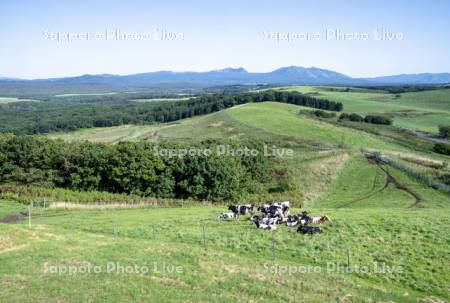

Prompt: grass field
[
  {"left": 1, "top": 160, "right": 449, "bottom": 302},
  {"left": 48, "top": 102, "right": 410, "bottom": 152},
  {"left": 280, "top": 86, "right": 450, "bottom": 134}
]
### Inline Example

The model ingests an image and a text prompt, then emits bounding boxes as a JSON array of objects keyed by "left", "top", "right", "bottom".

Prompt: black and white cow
[
  {"left": 254, "top": 220, "right": 277, "bottom": 230},
  {"left": 298, "top": 211, "right": 312, "bottom": 226},
  {"left": 297, "top": 225, "right": 323, "bottom": 234},
  {"left": 218, "top": 212, "right": 236, "bottom": 220},
  {"left": 257, "top": 204, "right": 271, "bottom": 215},
  {"left": 286, "top": 215, "right": 299, "bottom": 227},
  {"left": 228, "top": 204, "right": 254, "bottom": 216}
]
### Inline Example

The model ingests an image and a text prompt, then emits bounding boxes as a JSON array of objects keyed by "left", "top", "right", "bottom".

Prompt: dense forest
[
  {"left": 0, "top": 136, "right": 276, "bottom": 201},
  {"left": 0, "top": 90, "right": 343, "bottom": 135}
]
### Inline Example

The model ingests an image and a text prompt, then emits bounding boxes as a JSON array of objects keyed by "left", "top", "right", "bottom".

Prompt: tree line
[
  {"left": 0, "top": 90, "right": 343, "bottom": 135},
  {"left": 0, "top": 136, "right": 273, "bottom": 201}
]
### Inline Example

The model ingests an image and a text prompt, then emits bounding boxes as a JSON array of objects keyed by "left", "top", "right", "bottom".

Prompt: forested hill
[{"left": 0, "top": 90, "right": 342, "bottom": 135}]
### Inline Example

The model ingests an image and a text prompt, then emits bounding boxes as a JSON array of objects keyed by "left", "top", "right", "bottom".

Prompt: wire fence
[{"left": 3, "top": 202, "right": 377, "bottom": 269}]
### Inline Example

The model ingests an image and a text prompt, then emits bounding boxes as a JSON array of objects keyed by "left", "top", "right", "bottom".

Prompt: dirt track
[
  {"left": 338, "top": 159, "right": 422, "bottom": 208},
  {"left": 375, "top": 162, "right": 422, "bottom": 208}
]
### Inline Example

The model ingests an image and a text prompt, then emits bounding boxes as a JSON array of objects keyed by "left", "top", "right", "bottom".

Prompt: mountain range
[{"left": 1, "top": 66, "right": 450, "bottom": 95}]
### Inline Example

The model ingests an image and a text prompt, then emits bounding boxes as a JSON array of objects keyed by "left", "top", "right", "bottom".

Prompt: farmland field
[
  {"left": 3, "top": 88, "right": 450, "bottom": 303},
  {"left": 280, "top": 86, "right": 450, "bottom": 134}
]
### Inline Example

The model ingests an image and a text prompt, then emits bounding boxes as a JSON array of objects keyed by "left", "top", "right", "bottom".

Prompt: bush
[
  {"left": 364, "top": 115, "right": 392, "bottom": 125},
  {"left": 338, "top": 113, "right": 349, "bottom": 121},
  {"left": 433, "top": 143, "right": 450, "bottom": 155},
  {"left": 311, "top": 110, "right": 336, "bottom": 118},
  {"left": 349, "top": 113, "right": 365, "bottom": 122},
  {"left": 439, "top": 126, "right": 450, "bottom": 139}
]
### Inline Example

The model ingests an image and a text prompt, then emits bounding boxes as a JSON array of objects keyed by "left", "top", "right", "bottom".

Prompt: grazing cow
[
  {"left": 297, "top": 225, "right": 323, "bottom": 234},
  {"left": 218, "top": 212, "right": 236, "bottom": 220},
  {"left": 229, "top": 204, "right": 254, "bottom": 216},
  {"left": 228, "top": 205, "right": 240, "bottom": 215},
  {"left": 311, "top": 215, "right": 331, "bottom": 224}
]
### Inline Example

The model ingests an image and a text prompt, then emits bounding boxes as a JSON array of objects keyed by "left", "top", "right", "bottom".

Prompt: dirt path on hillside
[
  {"left": 375, "top": 162, "right": 422, "bottom": 208},
  {"left": 338, "top": 159, "right": 421, "bottom": 208}
]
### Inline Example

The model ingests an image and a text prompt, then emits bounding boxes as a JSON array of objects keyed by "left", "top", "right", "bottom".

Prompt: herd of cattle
[{"left": 218, "top": 201, "right": 330, "bottom": 234}]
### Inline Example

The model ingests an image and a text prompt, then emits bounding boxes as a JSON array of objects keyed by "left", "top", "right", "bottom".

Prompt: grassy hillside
[
  {"left": 1, "top": 191, "right": 449, "bottom": 302},
  {"left": 49, "top": 102, "right": 408, "bottom": 151},
  {"left": 280, "top": 86, "right": 450, "bottom": 134}
]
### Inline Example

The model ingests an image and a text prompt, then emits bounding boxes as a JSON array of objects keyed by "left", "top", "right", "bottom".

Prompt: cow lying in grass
[
  {"left": 221, "top": 202, "right": 329, "bottom": 234},
  {"left": 251, "top": 201, "right": 291, "bottom": 230},
  {"left": 254, "top": 220, "right": 278, "bottom": 230},
  {"left": 285, "top": 211, "right": 312, "bottom": 227},
  {"left": 311, "top": 215, "right": 331, "bottom": 224},
  {"left": 297, "top": 225, "right": 323, "bottom": 234},
  {"left": 218, "top": 212, "right": 236, "bottom": 220}
]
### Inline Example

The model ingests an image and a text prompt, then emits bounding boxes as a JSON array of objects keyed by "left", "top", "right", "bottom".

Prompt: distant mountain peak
[
  {"left": 2, "top": 66, "right": 450, "bottom": 94},
  {"left": 212, "top": 67, "right": 248, "bottom": 73}
]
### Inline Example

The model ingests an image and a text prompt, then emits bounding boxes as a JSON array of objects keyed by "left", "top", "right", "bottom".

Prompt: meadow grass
[
  {"left": 281, "top": 86, "right": 450, "bottom": 133},
  {"left": 48, "top": 124, "right": 161, "bottom": 143},
  {"left": 1, "top": 196, "right": 449, "bottom": 302}
]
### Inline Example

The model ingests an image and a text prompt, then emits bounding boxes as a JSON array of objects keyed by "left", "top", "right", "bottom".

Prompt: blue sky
[{"left": 1, "top": 0, "right": 449, "bottom": 79}]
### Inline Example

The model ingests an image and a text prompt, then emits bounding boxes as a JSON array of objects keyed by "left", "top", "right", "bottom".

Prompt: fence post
[
  {"left": 28, "top": 205, "right": 32, "bottom": 228},
  {"left": 152, "top": 224, "right": 156, "bottom": 240},
  {"left": 113, "top": 221, "right": 116, "bottom": 236}
]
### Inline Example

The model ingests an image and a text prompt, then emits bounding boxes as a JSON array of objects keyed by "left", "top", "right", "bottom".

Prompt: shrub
[
  {"left": 433, "top": 143, "right": 450, "bottom": 155},
  {"left": 311, "top": 110, "right": 336, "bottom": 118},
  {"left": 338, "top": 113, "right": 349, "bottom": 121},
  {"left": 364, "top": 115, "right": 392, "bottom": 125},
  {"left": 348, "top": 113, "right": 364, "bottom": 122},
  {"left": 438, "top": 126, "right": 450, "bottom": 139}
]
